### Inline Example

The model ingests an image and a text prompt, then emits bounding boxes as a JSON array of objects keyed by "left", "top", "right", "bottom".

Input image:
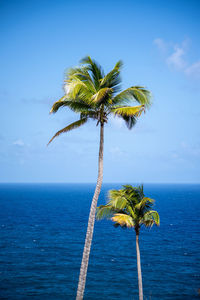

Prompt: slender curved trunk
[
  {"left": 136, "top": 233, "right": 143, "bottom": 300},
  {"left": 76, "top": 122, "right": 104, "bottom": 300}
]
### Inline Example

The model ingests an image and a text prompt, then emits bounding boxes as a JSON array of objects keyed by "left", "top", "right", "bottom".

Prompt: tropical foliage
[
  {"left": 48, "top": 56, "right": 151, "bottom": 300},
  {"left": 96, "top": 185, "right": 160, "bottom": 300},
  {"left": 97, "top": 185, "right": 159, "bottom": 231},
  {"left": 48, "top": 56, "right": 151, "bottom": 145}
]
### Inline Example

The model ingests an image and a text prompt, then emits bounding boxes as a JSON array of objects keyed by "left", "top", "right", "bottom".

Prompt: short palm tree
[
  {"left": 48, "top": 56, "right": 151, "bottom": 300},
  {"left": 96, "top": 185, "right": 160, "bottom": 300}
]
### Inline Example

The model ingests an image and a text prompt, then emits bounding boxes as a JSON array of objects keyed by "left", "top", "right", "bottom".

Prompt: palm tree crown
[
  {"left": 96, "top": 185, "right": 160, "bottom": 234},
  {"left": 48, "top": 56, "right": 151, "bottom": 144},
  {"left": 96, "top": 185, "right": 159, "bottom": 300}
]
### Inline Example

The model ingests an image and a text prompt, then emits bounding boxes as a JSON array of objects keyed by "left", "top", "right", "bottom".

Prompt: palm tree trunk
[
  {"left": 76, "top": 122, "right": 104, "bottom": 300},
  {"left": 136, "top": 233, "right": 143, "bottom": 300}
]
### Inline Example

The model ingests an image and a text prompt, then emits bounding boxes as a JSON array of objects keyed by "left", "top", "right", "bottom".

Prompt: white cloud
[
  {"left": 167, "top": 46, "right": 186, "bottom": 70},
  {"left": 185, "top": 61, "right": 200, "bottom": 78},
  {"left": 13, "top": 139, "right": 25, "bottom": 147},
  {"left": 154, "top": 38, "right": 200, "bottom": 79}
]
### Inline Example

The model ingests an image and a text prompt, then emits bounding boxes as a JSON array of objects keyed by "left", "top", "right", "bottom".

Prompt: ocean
[{"left": 0, "top": 183, "right": 199, "bottom": 300}]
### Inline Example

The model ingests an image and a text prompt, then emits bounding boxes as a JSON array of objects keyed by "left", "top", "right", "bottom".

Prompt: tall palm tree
[
  {"left": 48, "top": 56, "right": 151, "bottom": 300},
  {"left": 96, "top": 185, "right": 160, "bottom": 300}
]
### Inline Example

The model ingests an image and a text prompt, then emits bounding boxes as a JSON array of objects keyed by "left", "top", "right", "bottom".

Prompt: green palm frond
[
  {"left": 50, "top": 95, "right": 68, "bottom": 113},
  {"left": 47, "top": 118, "right": 88, "bottom": 145},
  {"left": 121, "top": 114, "right": 137, "bottom": 130},
  {"left": 66, "top": 79, "right": 94, "bottom": 100},
  {"left": 135, "top": 197, "right": 154, "bottom": 211},
  {"left": 112, "top": 86, "right": 151, "bottom": 106},
  {"left": 112, "top": 213, "right": 134, "bottom": 228},
  {"left": 111, "top": 105, "right": 145, "bottom": 129},
  {"left": 108, "top": 195, "right": 128, "bottom": 210},
  {"left": 111, "top": 105, "right": 145, "bottom": 117},
  {"left": 123, "top": 184, "right": 143, "bottom": 199},
  {"left": 131, "top": 86, "right": 151, "bottom": 107},
  {"left": 80, "top": 56, "right": 104, "bottom": 89},
  {"left": 100, "top": 60, "right": 122, "bottom": 90},
  {"left": 115, "top": 60, "right": 123, "bottom": 70},
  {"left": 50, "top": 99, "right": 93, "bottom": 114},
  {"left": 66, "top": 70, "right": 97, "bottom": 95},
  {"left": 143, "top": 210, "right": 160, "bottom": 226},
  {"left": 80, "top": 110, "right": 99, "bottom": 120},
  {"left": 67, "top": 66, "right": 92, "bottom": 82},
  {"left": 124, "top": 204, "right": 136, "bottom": 219},
  {"left": 108, "top": 190, "right": 129, "bottom": 209},
  {"left": 96, "top": 204, "right": 118, "bottom": 220},
  {"left": 137, "top": 185, "right": 144, "bottom": 198},
  {"left": 67, "top": 101, "right": 94, "bottom": 113},
  {"left": 91, "top": 87, "right": 113, "bottom": 104},
  {"left": 107, "top": 189, "right": 136, "bottom": 218}
]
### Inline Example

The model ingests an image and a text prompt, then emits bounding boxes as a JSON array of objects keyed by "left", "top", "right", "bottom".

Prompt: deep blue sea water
[{"left": 0, "top": 183, "right": 199, "bottom": 300}]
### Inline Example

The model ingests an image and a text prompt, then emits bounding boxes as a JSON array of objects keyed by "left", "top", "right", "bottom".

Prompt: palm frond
[
  {"left": 112, "top": 86, "right": 151, "bottom": 106},
  {"left": 108, "top": 190, "right": 129, "bottom": 210},
  {"left": 123, "top": 115, "right": 136, "bottom": 130},
  {"left": 50, "top": 99, "right": 93, "bottom": 114},
  {"left": 123, "top": 185, "right": 144, "bottom": 204},
  {"left": 47, "top": 118, "right": 88, "bottom": 145},
  {"left": 67, "top": 101, "right": 94, "bottom": 113},
  {"left": 66, "top": 79, "right": 93, "bottom": 100},
  {"left": 111, "top": 105, "right": 145, "bottom": 129},
  {"left": 131, "top": 86, "right": 151, "bottom": 107},
  {"left": 112, "top": 213, "right": 134, "bottom": 228},
  {"left": 91, "top": 87, "right": 113, "bottom": 104},
  {"left": 108, "top": 196, "right": 128, "bottom": 210},
  {"left": 137, "top": 184, "right": 144, "bottom": 198},
  {"left": 135, "top": 197, "right": 154, "bottom": 211},
  {"left": 96, "top": 205, "right": 118, "bottom": 220},
  {"left": 50, "top": 95, "right": 68, "bottom": 113},
  {"left": 100, "top": 60, "right": 123, "bottom": 90},
  {"left": 143, "top": 210, "right": 160, "bottom": 226},
  {"left": 67, "top": 66, "right": 92, "bottom": 82},
  {"left": 111, "top": 105, "right": 145, "bottom": 117},
  {"left": 80, "top": 56, "right": 104, "bottom": 89},
  {"left": 66, "top": 70, "right": 96, "bottom": 95},
  {"left": 109, "top": 189, "right": 136, "bottom": 218},
  {"left": 80, "top": 110, "right": 99, "bottom": 120}
]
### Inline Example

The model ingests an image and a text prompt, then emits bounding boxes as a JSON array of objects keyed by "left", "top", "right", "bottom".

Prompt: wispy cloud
[
  {"left": 13, "top": 139, "right": 25, "bottom": 147},
  {"left": 185, "top": 61, "right": 200, "bottom": 79},
  {"left": 154, "top": 38, "right": 200, "bottom": 79},
  {"left": 167, "top": 46, "right": 186, "bottom": 70}
]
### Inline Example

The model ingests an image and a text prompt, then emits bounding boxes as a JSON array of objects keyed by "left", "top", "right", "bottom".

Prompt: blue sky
[{"left": 0, "top": 0, "right": 200, "bottom": 183}]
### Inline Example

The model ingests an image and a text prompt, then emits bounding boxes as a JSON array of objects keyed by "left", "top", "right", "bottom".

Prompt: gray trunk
[
  {"left": 76, "top": 123, "right": 104, "bottom": 300},
  {"left": 136, "top": 234, "right": 143, "bottom": 300}
]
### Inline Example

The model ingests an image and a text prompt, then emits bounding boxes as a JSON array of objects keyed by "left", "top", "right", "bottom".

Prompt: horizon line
[{"left": 0, "top": 182, "right": 200, "bottom": 185}]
